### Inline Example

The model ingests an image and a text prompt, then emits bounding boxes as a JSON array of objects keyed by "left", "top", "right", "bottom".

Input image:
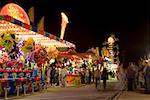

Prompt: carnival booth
[
  {"left": 58, "top": 49, "right": 97, "bottom": 86},
  {"left": 57, "top": 49, "right": 80, "bottom": 86},
  {"left": 0, "top": 3, "right": 75, "bottom": 97}
]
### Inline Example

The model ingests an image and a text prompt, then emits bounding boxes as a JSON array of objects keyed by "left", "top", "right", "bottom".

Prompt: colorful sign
[
  {"left": 101, "top": 47, "right": 109, "bottom": 58},
  {"left": 66, "top": 75, "right": 81, "bottom": 86},
  {"left": 0, "top": 3, "right": 30, "bottom": 25}
]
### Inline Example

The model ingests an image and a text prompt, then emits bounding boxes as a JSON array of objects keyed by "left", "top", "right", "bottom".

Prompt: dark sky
[{"left": 0, "top": 0, "right": 150, "bottom": 62}]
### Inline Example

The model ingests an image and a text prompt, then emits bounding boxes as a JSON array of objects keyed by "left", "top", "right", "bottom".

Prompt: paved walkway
[
  {"left": 118, "top": 91, "right": 150, "bottom": 100},
  {"left": 2, "top": 79, "right": 121, "bottom": 100}
]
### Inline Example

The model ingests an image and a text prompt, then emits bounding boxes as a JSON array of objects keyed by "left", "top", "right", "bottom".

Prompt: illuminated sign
[{"left": 0, "top": 3, "right": 30, "bottom": 25}]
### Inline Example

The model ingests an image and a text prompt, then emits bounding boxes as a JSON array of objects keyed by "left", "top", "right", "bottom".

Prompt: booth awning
[{"left": 0, "top": 15, "right": 75, "bottom": 48}]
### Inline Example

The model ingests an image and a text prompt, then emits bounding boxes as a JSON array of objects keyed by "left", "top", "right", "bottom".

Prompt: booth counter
[{"left": 66, "top": 74, "right": 81, "bottom": 86}]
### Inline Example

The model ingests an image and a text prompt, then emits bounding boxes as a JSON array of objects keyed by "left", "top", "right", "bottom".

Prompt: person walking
[
  {"left": 138, "top": 70, "right": 144, "bottom": 88},
  {"left": 94, "top": 66, "right": 101, "bottom": 88},
  {"left": 50, "top": 66, "right": 56, "bottom": 86},
  {"left": 126, "top": 62, "right": 136, "bottom": 91},
  {"left": 143, "top": 60, "right": 150, "bottom": 94},
  {"left": 85, "top": 69, "right": 89, "bottom": 84},
  {"left": 61, "top": 66, "right": 67, "bottom": 87},
  {"left": 80, "top": 68, "right": 86, "bottom": 84},
  {"left": 47, "top": 66, "right": 51, "bottom": 87},
  {"left": 101, "top": 68, "right": 108, "bottom": 90},
  {"left": 55, "top": 68, "right": 60, "bottom": 86},
  {"left": 89, "top": 69, "right": 92, "bottom": 84},
  {"left": 131, "top": 62, "right": 138, "bottom": 90}
]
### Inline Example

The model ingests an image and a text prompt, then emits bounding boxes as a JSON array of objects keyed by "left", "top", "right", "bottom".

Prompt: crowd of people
[
  {"left": 117, "top": 59, "right": 150, "bottom": 94},
  {"left": 44, "top": 61, "right": 68, "bottom": 87},
  {"left": 42, "top": 59, "right": 110, "bottom": 90},
  {"left": 94, "top": 66, "right": 108, "bottom": 90},
  {"left": 40, "top": 57, "right": 150, "bottom": 94},
  {"left": 44, "top": 62, "right": 93, "bottom": 87}
]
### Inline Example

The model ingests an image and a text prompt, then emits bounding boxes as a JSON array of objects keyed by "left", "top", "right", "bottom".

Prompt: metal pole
[
  {"left": 4, "top": 87, "right": 10, "bottom": 99},
  {"left": 39, "top": 83, "right": 42, "bottom": 92},
  {"left": 32, "top": 82, "right": 35, "bottom": 94},
  {"left": 16, "top": 85, "right": 22, "bottom": 97},
  {"left": 23, "top": 84, "right": 28, "bottom": 96},
  {"left": 4, "top": 87, "right": 7, "bottom": 99}
]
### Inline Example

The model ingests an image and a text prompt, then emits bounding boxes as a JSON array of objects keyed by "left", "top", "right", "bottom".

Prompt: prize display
[
  {"left": 0, "top": 2, "right": 75, "bottom": 98},
  {"left": 0, "top": 31, "right": 42, "bottom": 96}
]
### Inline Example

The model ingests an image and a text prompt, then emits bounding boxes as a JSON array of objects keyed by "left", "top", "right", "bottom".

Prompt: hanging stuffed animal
[
  {"left": 22, "top": 37, "right": 35, "bottom": 53},
  {"left": 0, "top": 31, "right": 18, "bottom": 59},
  {"left": 46, "top": 46, "right": 59, "bottom": 59},
  {"left": 34, "top": 46, "right": 48, "bottom": 68},
  {"left": 0, "top": 31, "right": 17, "bottom": 50}
]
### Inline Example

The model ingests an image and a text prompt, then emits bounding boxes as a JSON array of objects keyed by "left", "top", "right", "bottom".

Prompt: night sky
[{"left": 0, "top": 0, "right": 149, "bottom": 63}]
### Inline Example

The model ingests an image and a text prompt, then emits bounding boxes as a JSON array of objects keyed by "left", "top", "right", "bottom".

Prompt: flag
[
  {"left": 101, "top": 47, "right": 109, "bottom": 58},
  {"left": 60, "top": 12, "right": 69, "bottom": 39},
  {"left": 28, "top": 7, "right": 34, "bottom": 23},
  {"left": 96, "top": 47, "right": 100, "bottom": 56},
  {"left": 37, "top": 16, "right": 44, "bottom": 35}
]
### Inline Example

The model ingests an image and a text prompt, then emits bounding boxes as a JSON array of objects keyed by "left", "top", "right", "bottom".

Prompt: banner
[
  {"left": 101, "top": 47, "right": 109, "bottom": 58},
  {"left": 96, "top": 47, "right": 100, "bottom": 56},
  {"left": 37, "top": 16, "right": 44, "bottom": 35}
]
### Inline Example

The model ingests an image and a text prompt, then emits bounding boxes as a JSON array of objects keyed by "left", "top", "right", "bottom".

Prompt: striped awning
[{"left": 0, "top": 15, "right": 75, "bottom": 48}]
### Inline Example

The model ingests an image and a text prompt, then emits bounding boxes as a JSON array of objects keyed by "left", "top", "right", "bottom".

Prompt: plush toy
[
  {"left": 21, "top": 37, "right": 35, "bottom": 53},
  {"left": 34, "top": 46, "right": 47, "bottom": 68},
  {"left": 0, "top": 51, "right": 11, "bottom": 63},
  {"left": 46, "top": 46, "right": 59, "bottom": 60},
  {"left": 0, "top": 31, "right": 19, "bottom": 59},
  {"left": 0, "top": 31, "right": 17, "bottom": 51}
]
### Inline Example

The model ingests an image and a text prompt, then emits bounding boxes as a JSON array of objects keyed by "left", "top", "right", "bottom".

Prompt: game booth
[
  {"left": 58, "top": 50, "right": 96, "bottom": 86},
  {"left": 0, "top": 3, "right": 75, "bottom": 98}
]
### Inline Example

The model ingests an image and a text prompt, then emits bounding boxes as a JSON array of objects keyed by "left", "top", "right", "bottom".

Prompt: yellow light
[
  {"left": 60, "top": 12, "right": 69, "bottom": 40},
  {"left": 108, "top": 36, "right": 115, "bottom": 45}
]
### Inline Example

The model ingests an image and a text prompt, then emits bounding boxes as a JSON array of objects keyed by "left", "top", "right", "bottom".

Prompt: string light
[{"left": 0, "top": 20, "right": 71, "bottom": 47}]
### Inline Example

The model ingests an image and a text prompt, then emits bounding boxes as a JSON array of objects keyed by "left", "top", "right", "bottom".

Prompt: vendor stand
[
  {"left": 0, "top": 3, "right": 75, "bottom": 97},
  {"left": 58, "top": 50, "right": 98, "bottom": 86}
]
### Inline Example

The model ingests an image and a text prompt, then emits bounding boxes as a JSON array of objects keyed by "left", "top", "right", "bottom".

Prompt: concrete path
[
  {"left": 4, "top": 80, "right": 120, "bottom": 100},
  {"left": 118, "top": 91, "right": 150, "bottom": 100}
]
